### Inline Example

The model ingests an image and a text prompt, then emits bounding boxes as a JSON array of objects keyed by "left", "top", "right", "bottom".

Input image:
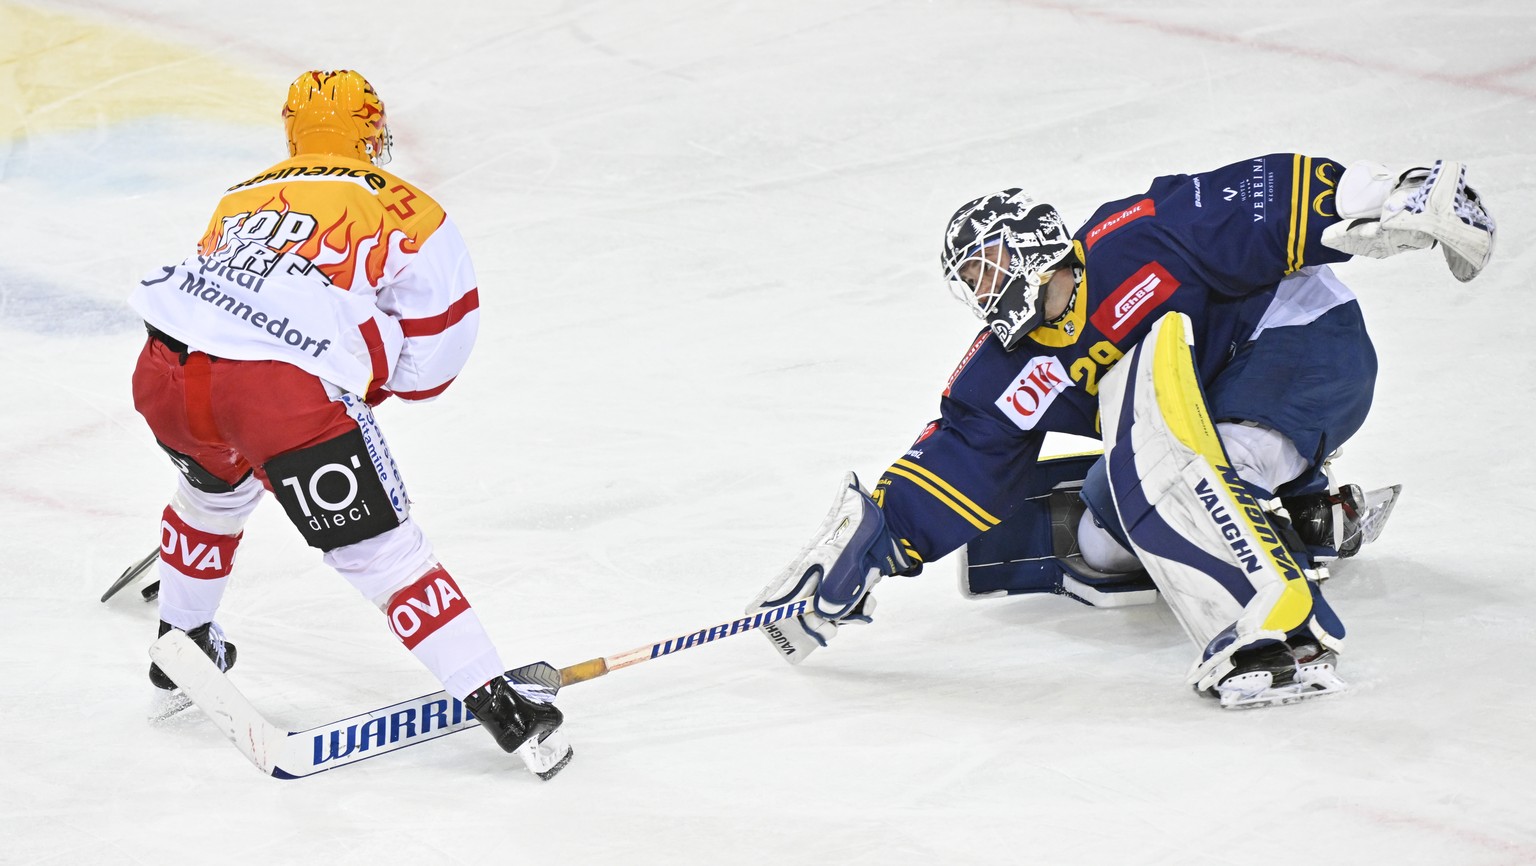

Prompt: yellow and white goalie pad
[{"left": 1096, "top": 312, "right": 1343, "bottom": 696}]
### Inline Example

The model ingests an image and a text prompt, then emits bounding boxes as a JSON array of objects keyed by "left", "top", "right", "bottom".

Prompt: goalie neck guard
[
  {"left": 940, "top": 189, "right": 1074, "bottom": 350},
  {"left": 283, "top": 70, "right": 393, "bottom": 166}
]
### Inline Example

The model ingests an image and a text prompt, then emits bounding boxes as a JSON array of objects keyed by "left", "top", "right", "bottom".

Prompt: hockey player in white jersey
[{"left": 129, "top": 70, "right": 569, "bottom": 776}]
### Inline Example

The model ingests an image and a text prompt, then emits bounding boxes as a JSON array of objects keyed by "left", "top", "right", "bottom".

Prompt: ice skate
[
  {"left": 1207, "top": 640, "right": 1348, "bottom": 710},
  {"left": 148, "top": 620, "right": 237, "bottom": 722},
  {"left": 464, "top": 675, "right": 573, "bottom": 780},
  {"left": 1283, "top": 483, "right": 1402, "bottom": 562},
  {"left": 149, "top": 620, "right": 236, "bottom": 689}
]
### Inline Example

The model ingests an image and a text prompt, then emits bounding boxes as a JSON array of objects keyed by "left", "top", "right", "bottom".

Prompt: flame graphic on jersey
[
  {"left": 288, "top": 210, "right": 422, "bottom": 291},
  {"left": 196, "top": 189, "right": 427, "bottom": 291},
  {"left": 198, "top": 190, "right": 297, "bottom": 257},
  {"left": 198, "top": 222, "right": 220, "bottom": 256}
]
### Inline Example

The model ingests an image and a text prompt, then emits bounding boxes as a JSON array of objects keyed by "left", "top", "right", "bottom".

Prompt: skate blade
[
  {"left": 1355, "top": 485, "right": 1402, "bottom": 545},
  {"left": 516, "top": 728, "right": 574, "bottom": 781},
  {"left": 148, "top": 689, "right": 195, "bottom": 723},
  {"left": 1217, "top": 664, "right": 1349, "bottom": 710}
]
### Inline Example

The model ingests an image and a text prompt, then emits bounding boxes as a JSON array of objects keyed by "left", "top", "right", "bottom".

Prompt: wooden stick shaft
[{"left": 556, "top": 596, "right": 811, "bottom": 688}]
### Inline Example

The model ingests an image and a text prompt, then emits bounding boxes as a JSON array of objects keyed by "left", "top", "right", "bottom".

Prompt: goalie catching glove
[
  {"left": 1322, "top": 159, "right": 1496, "bottom": 282},
  {"left": 746, "top": 472, "right": 917, "bottom": 664}
]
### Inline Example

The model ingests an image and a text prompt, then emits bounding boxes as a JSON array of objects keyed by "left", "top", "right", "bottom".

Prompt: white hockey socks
[
  {"left": 384, "top": 565, "right": 506, "bottom": 700},
  {"left": 155, "top": 477, "right": 260, "bottom": 629}
]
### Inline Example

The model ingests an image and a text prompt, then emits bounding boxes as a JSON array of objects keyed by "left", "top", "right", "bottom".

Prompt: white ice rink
[{"left": 3, "top": 1, "right": 1535, "bottom": 863}]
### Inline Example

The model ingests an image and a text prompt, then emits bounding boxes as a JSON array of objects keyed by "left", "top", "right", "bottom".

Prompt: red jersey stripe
[
  {"left": 358, "top": 318, "right": 391, "bottom": 391},
  {"left": 399, "top": 288, "right": 480, "bottom": 338},
  {"left": 392, "top": 378, "right": 456, "bottom": 401}
]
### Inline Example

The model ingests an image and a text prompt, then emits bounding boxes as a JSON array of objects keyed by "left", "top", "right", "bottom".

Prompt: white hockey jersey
[{"left": 129, "top": 155, "right": 480, "bottom": 401}]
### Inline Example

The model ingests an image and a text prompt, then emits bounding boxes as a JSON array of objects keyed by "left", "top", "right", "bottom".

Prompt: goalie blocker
[{"left": 745, "top": 473, "right": 916, "bottom": 664}]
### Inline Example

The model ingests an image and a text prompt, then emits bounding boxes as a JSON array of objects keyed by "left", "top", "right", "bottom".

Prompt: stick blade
[{"left": 148, "top": 630, "right": 287, "bottom": 775}]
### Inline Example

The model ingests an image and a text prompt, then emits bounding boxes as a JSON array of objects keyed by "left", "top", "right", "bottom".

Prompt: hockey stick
[
  {"left": 148, "top": 594, "right": 810, "bottom": 780},
  {"left": 101, "top": 548, "right": 159, "bottom": 603},
  {"left": 555, "top": 595, "right": 810, "bottom": 688}
]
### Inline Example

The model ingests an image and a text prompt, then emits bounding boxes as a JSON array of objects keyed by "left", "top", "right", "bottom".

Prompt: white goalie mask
[{"left": 940, "top": 189, "right": 1074, "bottom": 350}]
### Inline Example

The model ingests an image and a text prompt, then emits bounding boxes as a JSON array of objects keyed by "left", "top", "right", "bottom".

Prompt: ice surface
[{"left": 3, "top": 1, "right": 1534, "bottom": 863}]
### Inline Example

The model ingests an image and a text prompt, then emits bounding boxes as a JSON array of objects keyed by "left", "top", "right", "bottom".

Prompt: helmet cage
[{"left": 941, "top": 190, "right": 1073, "bottom": 350}]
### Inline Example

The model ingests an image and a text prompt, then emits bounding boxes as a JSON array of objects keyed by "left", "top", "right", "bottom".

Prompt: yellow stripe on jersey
[
  {"left": 1295, "top": 156, "right": 1312, "bottom": 272},
  {"left": 1287, "top": 155, "right": 1301, "bottom": 272},
  {"left": 1286, "top": 155, "right": 1314, "bottom": 274},
  {"left": 888, "top": 459, "right": 1000, "bottom": 532}
]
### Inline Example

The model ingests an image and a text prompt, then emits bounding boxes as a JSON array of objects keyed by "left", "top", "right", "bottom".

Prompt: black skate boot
[
  {"left": 149, "top": 620, "right": 236, "bottom": 690},
  {"left": 464, "top": 675, "right": 573, "bottom": 780},
  {"left": 1281, "top": 484, "right": 1402, "bottom": 562},
  {"left": 1209, "top": 639, "right": 1347, "bottom": 709},
  {"left": 1221, "top": 642, "right": 1298, "bottom": 689}
]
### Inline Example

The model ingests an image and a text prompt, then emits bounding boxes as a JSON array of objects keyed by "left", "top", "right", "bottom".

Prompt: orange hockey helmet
[{"left": 283, "top": 70, "right": 392, "bottom": 166}]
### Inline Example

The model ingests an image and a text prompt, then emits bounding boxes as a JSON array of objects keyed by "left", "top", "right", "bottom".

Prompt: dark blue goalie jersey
[{"left": 877, "top": 153, "right": 1356, "bottom": 566}]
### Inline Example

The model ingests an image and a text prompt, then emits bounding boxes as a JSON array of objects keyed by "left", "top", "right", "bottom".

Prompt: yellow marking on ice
[{"left": 0, "top": 3, "right": 269, "bottom": 142}]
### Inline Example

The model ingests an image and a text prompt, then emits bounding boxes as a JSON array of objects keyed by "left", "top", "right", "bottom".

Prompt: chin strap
[{"left": 1042, "top": 265, "right": 1084, "bottom": 326}]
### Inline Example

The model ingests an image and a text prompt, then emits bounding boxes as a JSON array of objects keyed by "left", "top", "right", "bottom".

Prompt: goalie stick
[{"left": 148, "top": 594, "right": 811, "bottom": 780}]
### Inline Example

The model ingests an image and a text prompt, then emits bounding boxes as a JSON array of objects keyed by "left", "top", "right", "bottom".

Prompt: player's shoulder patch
[
  {"left": 1089, "top": 261, "right": 1181, "bottom": 343},
  {"left": 372, "top": 174, "right": 446, "bottom": 233},
  {"left": 1083, "top": 198, "right": 1156, "bottom": 252}
]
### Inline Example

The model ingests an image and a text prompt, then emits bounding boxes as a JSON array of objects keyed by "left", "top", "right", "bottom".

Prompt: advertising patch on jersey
[
  {"left": 1090, "top": 262, "right": 1180, "bottom": 343},
  {"left": 1083, "top": 198, "right": 1155, "bottom": 251},
  {"left": 944, "top": 331, "right": 991, "bottom": 397},
  {"left": 995, "top": 356, "right": 1074, "bottom": 431}
]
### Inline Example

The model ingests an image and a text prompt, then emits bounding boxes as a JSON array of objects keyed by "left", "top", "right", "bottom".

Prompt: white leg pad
[{"left": 1097, "top": 313, "right": 1320, "bottom": 680}]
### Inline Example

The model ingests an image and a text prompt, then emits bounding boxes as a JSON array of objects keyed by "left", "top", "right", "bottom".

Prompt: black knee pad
[{"left": 265, "top": 428, "right": 403, "bottom": 551}]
